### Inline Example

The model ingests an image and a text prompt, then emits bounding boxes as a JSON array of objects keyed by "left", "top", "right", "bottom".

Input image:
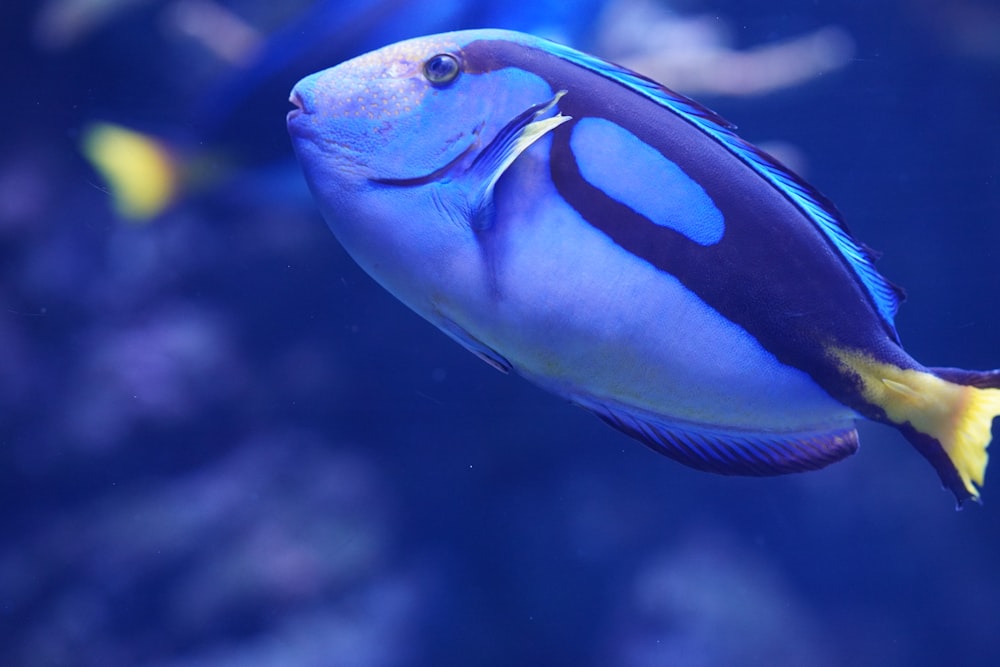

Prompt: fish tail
[
  {"left": 834, "top": 349, "right": 1000, "bottom": 505},
  {"left": 81, "top": 122, "right": 180, "bottom": 222},
  {"left": 919, "top": 367, "right": 1000, "bottom": 504},
  {"left": 879, "top": 365, "right": 1000, "bottom": 506}
]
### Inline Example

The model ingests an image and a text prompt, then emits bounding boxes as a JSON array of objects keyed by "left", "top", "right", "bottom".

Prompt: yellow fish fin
[
  {"left": 834, "top": 349, "right": 1000, "bottom": 504},
  {"left": 81, "top": 122, "right": 180, "bottom": 222}
]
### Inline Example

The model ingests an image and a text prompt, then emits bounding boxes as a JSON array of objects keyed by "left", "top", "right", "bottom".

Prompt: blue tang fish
[{"left": 287, "top": 29, "right": 1000, "bottom": 505}]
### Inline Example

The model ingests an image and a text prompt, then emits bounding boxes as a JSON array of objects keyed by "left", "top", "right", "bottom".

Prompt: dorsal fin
[{"left": 542, "top": 40, "right": 904, "bottom": 339}]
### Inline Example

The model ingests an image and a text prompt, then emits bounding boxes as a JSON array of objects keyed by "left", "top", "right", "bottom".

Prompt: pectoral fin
[{"left": 465, "top": 90, "right": 571, "bottom": 230}]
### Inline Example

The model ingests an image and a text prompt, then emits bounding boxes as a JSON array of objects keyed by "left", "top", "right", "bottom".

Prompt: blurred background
[{"left": 2, "top": 0, "right": 999, "bottom": 665}]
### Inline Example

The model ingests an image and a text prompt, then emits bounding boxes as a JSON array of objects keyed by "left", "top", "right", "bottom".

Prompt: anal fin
[{"left": 580, "top": 399, "right": 859, "bottom": 476}]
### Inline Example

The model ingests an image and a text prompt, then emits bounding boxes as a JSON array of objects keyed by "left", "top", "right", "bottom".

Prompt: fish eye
[{"left": 423, "top": 53, "right": 461, "bottom": 86}]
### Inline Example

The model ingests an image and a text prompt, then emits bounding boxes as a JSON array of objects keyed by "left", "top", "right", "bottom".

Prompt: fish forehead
[
  {"left": 327, "top": 33, "right": 458, "bottom": 89},
  {"left": 291, "top": 39, "right": 446, "bottom": 131},
  {"left": 295, "top": 29, "right": 534, "bottom": 113},
  {"left": 289, "top": 30, "right": 555, "bottom": 181}
]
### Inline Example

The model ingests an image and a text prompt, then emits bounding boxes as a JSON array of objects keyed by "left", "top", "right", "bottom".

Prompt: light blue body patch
[{"left": 570, "top": 118, "right": 724, "bottom": 246}]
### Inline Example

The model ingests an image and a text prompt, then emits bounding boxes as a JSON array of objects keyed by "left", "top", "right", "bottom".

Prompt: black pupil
[{"left": 425, "top": 54, "right": 458, "bottom": 84}]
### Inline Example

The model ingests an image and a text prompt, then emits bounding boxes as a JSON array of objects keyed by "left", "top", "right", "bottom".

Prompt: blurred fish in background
[{"left": 2, "top": 0, "right": 999, "bottom": 666}]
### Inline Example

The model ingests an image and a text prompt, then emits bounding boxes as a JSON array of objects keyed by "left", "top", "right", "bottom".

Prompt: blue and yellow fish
[{"left": 287, "top": 29, "right": 1000, "bottom": 505}]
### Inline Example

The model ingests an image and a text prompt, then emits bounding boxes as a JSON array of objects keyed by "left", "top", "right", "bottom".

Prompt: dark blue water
[{"left": 2, "top": 1, "right": 999, "bottom": 665}]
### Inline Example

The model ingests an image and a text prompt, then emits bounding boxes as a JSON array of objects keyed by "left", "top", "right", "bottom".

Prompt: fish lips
[
  {"left": 287, "top": 87, "right": 310, "bottom": 124},
  {"left": 287, "top": 73, "right": 321, "bottom": 136}
]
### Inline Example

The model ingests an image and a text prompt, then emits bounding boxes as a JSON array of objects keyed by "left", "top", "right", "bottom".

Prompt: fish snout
[{"left": 287, "top": 86, "right": 311, "bottom": 122}]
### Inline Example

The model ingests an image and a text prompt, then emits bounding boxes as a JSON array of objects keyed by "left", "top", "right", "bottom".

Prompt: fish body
[{"left": 287, "top": 29, "right": 1000, "bottom": 504}]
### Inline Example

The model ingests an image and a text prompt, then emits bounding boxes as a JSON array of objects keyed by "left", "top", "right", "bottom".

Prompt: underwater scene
[{"left": 3, "top": 0, "right": 1000, "bottom": 665}]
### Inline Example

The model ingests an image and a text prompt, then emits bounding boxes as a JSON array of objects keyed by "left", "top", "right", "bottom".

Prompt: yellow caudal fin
[
  {"left": 81, "top": 122, "right": 180, "bottom": 222},
  {"left": 836, "top": 350, "right": 1000, "bottom": 505},
  {"left": 883, "top": 372, "right": 1000, "bottom": 504}
]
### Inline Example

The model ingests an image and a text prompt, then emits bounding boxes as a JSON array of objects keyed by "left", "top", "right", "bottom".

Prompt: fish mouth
[{"left": 287, "top": 89, "right": 308, "bottom": 122}]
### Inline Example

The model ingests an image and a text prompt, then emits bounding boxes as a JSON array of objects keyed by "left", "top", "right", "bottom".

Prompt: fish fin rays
[
  {"left": 465, "top": 90, "right": 571, "bottom": 230},
  {"left": 582, "top": 400, "right": 859, "bottom": 476},
  {"left": 542, "top": 40, "right": 903, "bottom": 338}
]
